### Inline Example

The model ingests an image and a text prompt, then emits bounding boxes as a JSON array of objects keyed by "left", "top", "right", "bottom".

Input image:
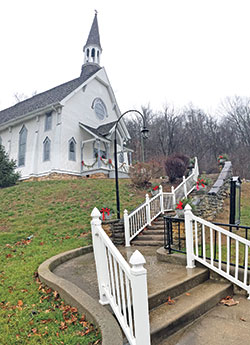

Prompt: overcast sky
[{"left": 1, "top": 0, "right": 250, "bottom": 115}]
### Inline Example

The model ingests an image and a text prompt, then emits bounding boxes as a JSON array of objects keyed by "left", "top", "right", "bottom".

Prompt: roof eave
[{"left": 0, "top": 102, "right": 61, "bottom": 131}]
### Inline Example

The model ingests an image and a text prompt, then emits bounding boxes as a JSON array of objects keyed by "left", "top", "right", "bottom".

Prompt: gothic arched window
[
  {"left": 69, "top": 138, "right": 76, "bottom": 161},
  {"left": 43, "top": 137, "right": 51, "bottom": 161}
]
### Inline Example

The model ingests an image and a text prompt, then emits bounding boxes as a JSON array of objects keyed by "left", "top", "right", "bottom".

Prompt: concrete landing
[{"left": 53, "top": 246, "right": 250, "bottom": 345}]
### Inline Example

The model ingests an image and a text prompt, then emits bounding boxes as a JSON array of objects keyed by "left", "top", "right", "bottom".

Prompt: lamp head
[{"left": 141, "top": 126, "right": 149, "bottom": 139}]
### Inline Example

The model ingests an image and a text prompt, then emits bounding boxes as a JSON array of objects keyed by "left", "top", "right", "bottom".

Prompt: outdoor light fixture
[
  {"left": 114, "top": 110, "right": 149, "bottom": 219},
  {"left": 141, "top": 126, "right": 149, "bottom": 139}
]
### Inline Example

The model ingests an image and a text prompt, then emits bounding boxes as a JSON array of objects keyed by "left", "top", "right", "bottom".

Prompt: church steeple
[{"left": 83, "top": 11, "right": 102, "bottom": 65}]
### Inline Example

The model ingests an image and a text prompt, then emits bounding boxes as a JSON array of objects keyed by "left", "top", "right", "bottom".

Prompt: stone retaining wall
[
  {"left": 194, "top": 161, "right": 232, "bottom": 220},
  {"left": 23, "top": 172, "right": 109, "bottom": 182}
]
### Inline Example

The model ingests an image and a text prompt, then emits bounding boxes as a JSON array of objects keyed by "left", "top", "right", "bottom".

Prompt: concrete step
[
  {"left": 147, "top": 224, "right": 165, "bottom": 230},
  {"left": 148, "top": 267, "right": 209, "bottom": 310},
  {"left": 131, "top": 240, "right": 163, "bottom": 246},
  {"left": 150, "top": 280, "right": 233, "bottom": 345},
  {"left": 144, "top": 230, "right": 164, "bottom": 235},
  {"left": 133, "top": 234, "right": 164, "bottom": 241}
]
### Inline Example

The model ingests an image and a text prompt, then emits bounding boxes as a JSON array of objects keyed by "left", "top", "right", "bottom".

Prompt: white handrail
[
  {"left": 184, "top": 204, "right": 250, "bottom": 299},
  {"left": 91, "top": 208, "right": 151, "bottom": 345},
  {"left": 124, "top": 157, "right": 199, "bottom": 246}
]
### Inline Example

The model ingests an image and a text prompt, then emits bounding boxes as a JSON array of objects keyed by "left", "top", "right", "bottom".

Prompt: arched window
[
  {"left": 43, "top": 137, "right": 51, "bottom": 161},
  {"left": 18, "top": 125, "right": 27, "bottom": 166},
  {"left": 91, "top": 48, "right": 95, "bottom": 58},
  {"left": 69, "top": 138, "right": 76, "bottom": 161},
  {"left": 87, "top": 48, "right": 89, "bottom": 57}
]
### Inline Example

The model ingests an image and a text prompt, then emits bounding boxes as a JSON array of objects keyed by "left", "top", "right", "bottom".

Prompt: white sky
[{"left": 1, "top": 0, "right": 250, "bottom": 115}]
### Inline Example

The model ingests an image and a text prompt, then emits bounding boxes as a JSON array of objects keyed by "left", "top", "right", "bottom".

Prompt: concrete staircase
[
  {"left": 147, "top": 251, "right": 233, "bottom": 344},
  {"left": 131, "top": 214, "right": 171, "bottom": 247}
]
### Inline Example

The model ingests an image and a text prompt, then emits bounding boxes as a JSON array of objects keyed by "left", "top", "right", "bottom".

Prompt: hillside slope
[{"left": 0, "top": 178, "right": 145, "bottom": 344}]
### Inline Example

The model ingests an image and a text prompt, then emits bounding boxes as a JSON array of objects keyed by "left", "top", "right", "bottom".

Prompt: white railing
[
  {"left": 184, "top": 204, "right": 250, "bottom": 299},
  {"left": 91, "top": 208, "right": 151, "bottom": 345},
  {"left": 124, "top": 157, "right": 199, "bottom": 246}
]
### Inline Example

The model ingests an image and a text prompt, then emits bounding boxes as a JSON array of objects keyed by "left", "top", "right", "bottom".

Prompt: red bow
[
  {"left": 153, "top": 185, "right": 159, "bottom": 191},
  {"left": 176, "top": 201, "right": 183, "bottom": 210},
  {"left": 81, "top": 160, "right": 84, "bottom": 166},
  {"left": 100, "top": 208, "right": 110, "bottom": 220}
]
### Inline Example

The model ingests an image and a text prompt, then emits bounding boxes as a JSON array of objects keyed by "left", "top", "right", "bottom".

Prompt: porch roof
[{"left": 79, "top": 122, "right": 111, "bottom": 143}]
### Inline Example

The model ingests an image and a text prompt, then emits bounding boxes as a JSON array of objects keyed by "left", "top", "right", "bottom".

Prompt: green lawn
[{"left": 0, "top": 179, "right": 145, "bottom": 344}]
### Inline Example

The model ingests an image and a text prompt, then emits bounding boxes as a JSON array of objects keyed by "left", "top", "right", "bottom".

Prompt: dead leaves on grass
[{"left": 33, "top": 277, "right": 99, "bottom": 339}]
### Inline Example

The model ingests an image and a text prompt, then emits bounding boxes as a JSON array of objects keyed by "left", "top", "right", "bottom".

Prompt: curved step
[{"left": 150, "top": 280, "right": 232, "bottom": 344}]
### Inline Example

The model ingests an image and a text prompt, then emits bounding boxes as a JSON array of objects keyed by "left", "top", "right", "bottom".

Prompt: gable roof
[
  {"left": 80, "top": 122, "right": 117, "bottom": 142},
  {"left": 0, "top": 64, "right": 101, "bottom": 126}
]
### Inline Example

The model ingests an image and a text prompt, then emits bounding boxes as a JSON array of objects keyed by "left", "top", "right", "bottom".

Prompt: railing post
[
  {"left": 129, "top": 250, "right": 151, "bottom": 345},
  {"left": 91, "top": 207, "right": 109, "bottom": 305},
  {"left": 184, "top": 204, "right": 195, "bottom": 268},
  {"left": 183, "top": 176, "right": 187, "bottom": 198},
  {"left": 171, "top": 186, "right": 176, "bottom": 208},
  {"left": 159, "top": 185, "right": 164, "bottom": 213},
  {"left": 146, "top": 194, "right": 151, "bottom": 225},
  {"left": 195, "top": 157, "right": 199, "bottom": 179},
  {"left": 124, "top": 209, "right": 130, "bottom": 247}
]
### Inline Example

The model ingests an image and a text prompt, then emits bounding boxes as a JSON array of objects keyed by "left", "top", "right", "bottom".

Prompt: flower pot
[
  {"left": 151, "top": 190, "right": 159, "bottom": 197},
  {"left": 175, "top": 209, "right": 184, "bottom": 218}
]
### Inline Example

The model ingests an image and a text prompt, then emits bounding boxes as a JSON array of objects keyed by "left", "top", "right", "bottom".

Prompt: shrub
[
  {"left": 171, "top": 153, "right": 190, "bottom": 169},
  {"left": 129, "top": 162, "right": 152, "bottom": 188},
  {"left": 146, "top": 159, "right": 165, "bottom": 178},
  {"left": 0, "top": 145, "right": 20, "bottom": 188},
  {"left": 165, "top": 155, "right": 187, "bottom": 183}
]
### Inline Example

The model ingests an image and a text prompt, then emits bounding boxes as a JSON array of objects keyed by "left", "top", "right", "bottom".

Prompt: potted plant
[
  {"left": 150, "top": 184, "right": 160, "bottom": 196},
  {"left": 217, "top": 154, "right": 228, "bottom": 167},
  {"left": 175, "top": 197, "right": 194, "bottom": 218}
]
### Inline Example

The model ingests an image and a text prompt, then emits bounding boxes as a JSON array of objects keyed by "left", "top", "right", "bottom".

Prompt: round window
[{"left": 93, "top": 98, "right": 107, "bottom": 120}]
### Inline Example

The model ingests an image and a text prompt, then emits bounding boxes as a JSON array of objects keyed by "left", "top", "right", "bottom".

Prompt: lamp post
[{"left": 114, "top": 110, "right": 149, "bottom": 219}]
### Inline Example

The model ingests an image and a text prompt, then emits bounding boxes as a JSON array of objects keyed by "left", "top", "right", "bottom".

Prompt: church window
[
  {"left": 92, "top": 98, "right": 107, "bottom": 120},
  {"left": 91, "top": 48, "right": 95, "bottom": 58},
  {"left": 18, "top": 125, "right": 27, "bottom": 166},
  {"left": 87, "top": 48, "right": 89, "bottom": 57},
  {"left": 43, "top": 137, "right": 51, "bottom": 161},
  {"left": 45, "top": 112, "right": 52, "bottom": 131},
  {"left": 69, "top": 138, "right": 76, "bottom": 161},
  {"left": 0, "top": 136, "right": 2, "bottom": 146}
]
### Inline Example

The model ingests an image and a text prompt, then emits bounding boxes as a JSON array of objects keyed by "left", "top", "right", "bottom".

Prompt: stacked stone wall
[{"left": 194, "top": 162, "right": 232, "bottom": 220}]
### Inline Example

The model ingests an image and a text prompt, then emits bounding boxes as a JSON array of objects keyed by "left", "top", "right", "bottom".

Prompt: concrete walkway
[{"left": 53, "top": 246, "right": 250, "bottom": 345}]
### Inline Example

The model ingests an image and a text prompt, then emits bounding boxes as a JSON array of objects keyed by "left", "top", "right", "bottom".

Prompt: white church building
[{"left": 0, "top": 13, "right": 132, "bottom": 180}]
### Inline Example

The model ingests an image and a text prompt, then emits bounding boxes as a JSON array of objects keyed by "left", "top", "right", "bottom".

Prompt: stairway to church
[
  {"left": 149, "top": 266, "right": 232, "bottom": 344},
  {"left": 131, "top": 213, "right": 175, "bottom": 247}
]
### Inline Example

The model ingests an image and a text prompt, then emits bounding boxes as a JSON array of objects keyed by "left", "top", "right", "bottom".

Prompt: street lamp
[{"left": 114, "top": 110, "right": 149, "bottom": 219}]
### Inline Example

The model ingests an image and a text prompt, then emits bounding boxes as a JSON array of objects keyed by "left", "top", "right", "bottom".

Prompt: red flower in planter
[
  {"left": 176, "top": 201, "right": 183, "bottom": 210},
  {"left": 108, "top": 158, "right": 112, "bottom": 164}
]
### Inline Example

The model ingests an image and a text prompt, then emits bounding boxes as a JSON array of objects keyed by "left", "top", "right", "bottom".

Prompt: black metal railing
[
  {"left": 164, "top": 216, "right": 250, "bottom": 269},
  {"left": 164, "top": 216, "right": 185, "bottom": 254}
]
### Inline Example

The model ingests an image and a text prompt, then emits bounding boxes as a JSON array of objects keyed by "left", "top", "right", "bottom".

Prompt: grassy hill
[{"left": 0, "top": 178, "right": 146, "bottom": 344}]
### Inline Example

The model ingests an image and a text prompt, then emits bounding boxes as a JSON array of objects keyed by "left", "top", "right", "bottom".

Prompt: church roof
[
  {"left": 0, "top": 64, "right": 101, "bottom": 126},
  {"left": 84, "top": 13, "right": 102, "bottom": 50}
]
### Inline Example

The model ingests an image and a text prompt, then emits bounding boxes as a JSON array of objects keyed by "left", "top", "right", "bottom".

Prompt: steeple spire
[{"left": 83, "top": 11, "right": 102, "bottom": 65}]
